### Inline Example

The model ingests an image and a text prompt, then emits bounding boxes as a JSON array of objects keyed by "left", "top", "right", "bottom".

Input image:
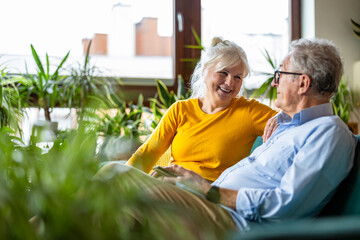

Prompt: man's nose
[{"left": 271, "top": 78, "right": 278, "bottom": 87}]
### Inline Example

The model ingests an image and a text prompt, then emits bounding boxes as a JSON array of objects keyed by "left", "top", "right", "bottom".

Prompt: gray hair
[
  {"left": 288, "top": 38, "right": 343, "bottom": 97},
  {"left": 190, "top": 37, "right": 250, "bottom": 98}
]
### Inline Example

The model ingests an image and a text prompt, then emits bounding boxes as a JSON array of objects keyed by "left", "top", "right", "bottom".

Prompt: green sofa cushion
[{"left": 250, "top": 136, "right": 263, "bottom": 154}]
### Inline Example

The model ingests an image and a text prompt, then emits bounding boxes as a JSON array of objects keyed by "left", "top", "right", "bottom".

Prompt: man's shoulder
[{"left": 305, "top": 114, "right": 349, "bottom": 132}]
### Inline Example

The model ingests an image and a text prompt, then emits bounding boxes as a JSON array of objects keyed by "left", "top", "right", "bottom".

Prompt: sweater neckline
[{"left": 195, "top": 98, "right": 237, "bottom": 116}]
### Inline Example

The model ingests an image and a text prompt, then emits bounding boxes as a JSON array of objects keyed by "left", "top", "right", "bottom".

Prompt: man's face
[{"left": 271, "top": 58, "right": 301, "bottom": 117}]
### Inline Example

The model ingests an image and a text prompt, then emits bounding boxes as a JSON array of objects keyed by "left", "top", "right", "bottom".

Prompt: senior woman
[{"left": 126, "top": 37, "right": 277, "bottom": 181}]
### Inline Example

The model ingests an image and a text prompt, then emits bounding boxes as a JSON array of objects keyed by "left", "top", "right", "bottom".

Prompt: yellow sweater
[{"left": 127, "top": 97, "right": 277, "bottom": 181}]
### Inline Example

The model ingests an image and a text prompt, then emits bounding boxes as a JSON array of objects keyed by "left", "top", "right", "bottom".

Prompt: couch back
[{"left": 319, "top": 134, "right": 360, "bottom": 216}]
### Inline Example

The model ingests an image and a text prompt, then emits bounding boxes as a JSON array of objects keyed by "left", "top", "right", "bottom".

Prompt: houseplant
[
  {"left": 62, "top": 40, "right": 122, "bottom": 120},
  {"left": 250, "top": 49, "right": 278, "bottom": 104},
  {"left": 331, "top": 78, "right": 358, "bottom": 133},
  {"left": 0, "top": 63, "right": 29, "bottom": 135},
  {"left": 21, "top": 44, "right": 70, "bottom": 124},
  {"left": 92, "top": 94, "right": 152, "bottom": 161},
  {"left": 0, "top": 124, "right": 213, "bottom": 239},
  {"left": 149, "top": 75, "right": 191, "bottom": 128}
]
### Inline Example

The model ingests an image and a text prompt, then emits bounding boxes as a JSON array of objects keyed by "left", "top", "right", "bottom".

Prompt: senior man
[{"left": 98, "top": 38, "right": 357, "bottom": 234}]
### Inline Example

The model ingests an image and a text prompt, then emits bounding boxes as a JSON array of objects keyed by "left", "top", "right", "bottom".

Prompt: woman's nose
[{"left": 224, "top": 75, "right": 233, "bottom": 85}]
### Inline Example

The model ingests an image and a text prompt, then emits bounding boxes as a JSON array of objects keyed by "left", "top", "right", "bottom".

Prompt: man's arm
[{"left": 235, "top": 124, "right": 355, "bottom": 220}]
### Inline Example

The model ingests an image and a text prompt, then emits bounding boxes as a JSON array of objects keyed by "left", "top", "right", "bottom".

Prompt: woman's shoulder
[
  {"left": 169, "top": 98, "right": 199, "bottom": 112},
  {"left": 232, "top": 97, "right": 276, "bottom": 113},
  {"left": 232, "top": 96, "right": 263, "bottom": 106},
  {"left": 172, "top": 98, "right": 198, "bottom": 108}
]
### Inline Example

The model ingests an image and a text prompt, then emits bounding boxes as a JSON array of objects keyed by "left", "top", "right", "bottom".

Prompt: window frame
[{"left": 122, "top": 0, "right": 300, "bottom": 104}]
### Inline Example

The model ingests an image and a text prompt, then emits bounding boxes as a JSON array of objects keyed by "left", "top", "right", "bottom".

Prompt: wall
[
  {"left": 302, "top": 0, "right": 360, "bottom": 89},
  {"left": 302, "top": 0, "right": 360, "bottom": 129}
]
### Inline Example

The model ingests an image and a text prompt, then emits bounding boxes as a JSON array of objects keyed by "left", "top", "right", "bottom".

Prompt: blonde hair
[{"left": 190, "top": 37, "right": 250, "bottom": 98}]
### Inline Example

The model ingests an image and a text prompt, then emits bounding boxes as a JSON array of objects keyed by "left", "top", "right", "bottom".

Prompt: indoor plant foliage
[
  {"left": 94, "top": 94, "right": 153, "bottom": 161},
  {"left": 331, "top": 78, "right": 353, "bottom": 124},
  {"left": 0, "top": 125, "right": 218, "bottom": 239},
  {"left": 250, "top": 49, "right": 278, "bottom": 103},
  {"left": 0, "top": 64, "right": 28, "bottom": 135},
  {"left": 22, "top": 44, "right": 70, "bottom": 122},
  {"left": 149, "top": 76, "right": 191, "bottom": 128},
  {"left": 62, "top": 40, "right": 122, "bottom": 117}
]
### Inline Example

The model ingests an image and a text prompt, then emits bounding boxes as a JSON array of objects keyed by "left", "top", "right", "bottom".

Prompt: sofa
[{"left": 228, "top": 134, "right": 360, "bottom": 240}]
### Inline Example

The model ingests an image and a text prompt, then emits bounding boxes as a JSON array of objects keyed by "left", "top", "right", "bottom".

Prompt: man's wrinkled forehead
[{"left": 279, "top": 56, "right": 291, "bottom": 70}]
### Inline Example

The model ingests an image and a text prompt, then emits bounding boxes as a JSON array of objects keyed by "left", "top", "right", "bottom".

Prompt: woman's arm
[{"left": 126, "top": 103, "right": 179, "bottom": 173}]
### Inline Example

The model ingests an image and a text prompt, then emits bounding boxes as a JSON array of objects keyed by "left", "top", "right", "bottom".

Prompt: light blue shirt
[{"left": 213, "top": 103, "right": 357, "bottom": 231}]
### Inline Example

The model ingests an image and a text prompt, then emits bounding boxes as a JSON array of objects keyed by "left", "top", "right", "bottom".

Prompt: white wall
[
  {"left": 302, "top": 0, "right": 360, "bottom": 89},
  {"left": 302, "top": 0, "right": 360, "bottom": 130}
]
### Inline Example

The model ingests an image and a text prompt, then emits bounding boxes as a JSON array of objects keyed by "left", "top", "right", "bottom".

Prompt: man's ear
[{"left": 298, "top": 74, "right": 311, "bottom": 95}]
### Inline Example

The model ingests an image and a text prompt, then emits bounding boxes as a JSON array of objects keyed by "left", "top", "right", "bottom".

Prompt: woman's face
[{"left": 204, "top": 63, "right": 244, "bottom": 106}]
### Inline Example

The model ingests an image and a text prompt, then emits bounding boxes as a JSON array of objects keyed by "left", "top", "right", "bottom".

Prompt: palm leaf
[
  {"left": 351, "top": 19, "right": 360, "bottom": 30},
  {"left": 30, "top": 44, "right": 45, "bottom": 77},
  {"left": 155, "top": 79, "right": 171, "bottom": 108},
  {"left": 190, "top": 27, "right": 203, "bottom": 50},
  {"left": 353, "top": 30, "right": 360, "bottom": 39},
  {"left": 52, "top": 50, "right": 70, "bottom": 80}
]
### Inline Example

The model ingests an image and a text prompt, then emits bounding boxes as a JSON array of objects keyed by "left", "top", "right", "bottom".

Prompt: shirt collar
[{"left": 277, "top": 103, "right": 334, "bottom": 125}]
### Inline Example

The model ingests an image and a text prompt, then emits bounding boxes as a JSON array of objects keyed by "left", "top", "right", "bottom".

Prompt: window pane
[
  {"left": 0, "top": 0, "right": 174, "bottom": 82},
  {"left": 201, "top": 0, "right": 289, "bottom": 89}
]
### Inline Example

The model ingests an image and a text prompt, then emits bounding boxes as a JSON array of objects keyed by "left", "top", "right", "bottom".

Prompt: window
[
  {"left": 0, "top": 0, "right": 300, "bottom": 101},
  {"left": 201, "top": 0, "right": 290, "bottom": 89},
  {"left": 0, "top": 0, "right": 174, "bottom": 85}
]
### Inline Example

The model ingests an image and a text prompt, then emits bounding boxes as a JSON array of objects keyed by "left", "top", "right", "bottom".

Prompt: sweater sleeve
[
  {"left": 248, "top": 100, "right": 278, "bottom": 136},
  {"left": 126, "top": 102, "right": 179, "bottom": 173}
]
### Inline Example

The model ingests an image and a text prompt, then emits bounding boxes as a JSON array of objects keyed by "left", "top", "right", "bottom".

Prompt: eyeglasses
[{"left": 273, "top": 70, "right": 303, "bottom": 84}]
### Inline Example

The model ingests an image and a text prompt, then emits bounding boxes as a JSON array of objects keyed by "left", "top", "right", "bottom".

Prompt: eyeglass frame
[{"left": 273, "top": 70, "right": 303, "bottom": 84}]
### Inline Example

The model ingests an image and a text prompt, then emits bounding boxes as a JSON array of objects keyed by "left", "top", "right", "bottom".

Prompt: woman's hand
[{"left": 262, "top": 114, "right": 279, "bottom": 142}]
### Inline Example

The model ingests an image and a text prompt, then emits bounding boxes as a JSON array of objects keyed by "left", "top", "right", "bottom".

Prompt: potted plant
[
  {"left": 0, "top": 123, "right": 215, "bottom": 239},
  {"left": 250, "top": 49, "right": 278, "bottom": 104},
  {"left": 61, "top": 40, "right": 122, "bottom": 121},
  {"left": 0, "top": 63, "right": 29, "bottom": 135},
  {"left": 92, "top": 94, "right": 152, "bottom": 161},
  {"left": 21, "top": 44, "right": 70, "bottom": 133},
  {"left": 149, "top": 75, "right": 191, "bottom": 128},
  {"left": 331, "top": 78, "right": 358, "bottom": 133}
]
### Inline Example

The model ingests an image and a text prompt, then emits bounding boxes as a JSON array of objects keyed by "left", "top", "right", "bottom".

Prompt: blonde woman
[{"left": 127, "top": 37, "right": 277, "bottom": 181}]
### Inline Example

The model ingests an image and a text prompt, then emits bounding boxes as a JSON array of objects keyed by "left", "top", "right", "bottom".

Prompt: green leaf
[
  {"left": 52, "top": 50, "right": 70, "bottom": 80},
  {"left": 351, "top": 19, "right": 360, "bottom": 30},
  {"left": 184, "top": 45, "right": 203, "bottom": 49},
  {"left": 190, "top": 27, "right": 204, "bottom": 50},
  {"left": 177, "top": 75, "right": 186, "bottom": 98},
  {"left": 46, "top": 53, "right": 50, "bottom": 80},
  {"left": 156, "top": 79, "right": 171, "bottom": 107},
  {"left": 30, "top": 44, "right": 46, "bottom": 77},
  {"left": 353, "top": 30, "right": 360, "bottom": 39}
]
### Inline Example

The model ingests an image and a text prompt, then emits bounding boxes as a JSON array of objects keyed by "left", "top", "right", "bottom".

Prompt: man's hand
[
  {"left": 262, "top": 114, "right": 279, "bottom": 142},
  {"left": 157, "top": 165, "right": 212, "bottom": 195}
]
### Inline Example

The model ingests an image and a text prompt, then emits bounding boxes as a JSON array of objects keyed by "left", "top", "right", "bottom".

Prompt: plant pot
[
  {"left": 32, "top": 120, "right": 58, "bottom": 141},
  {"left": 98, "top": 136, "right": 142, "bottom": 161}
]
